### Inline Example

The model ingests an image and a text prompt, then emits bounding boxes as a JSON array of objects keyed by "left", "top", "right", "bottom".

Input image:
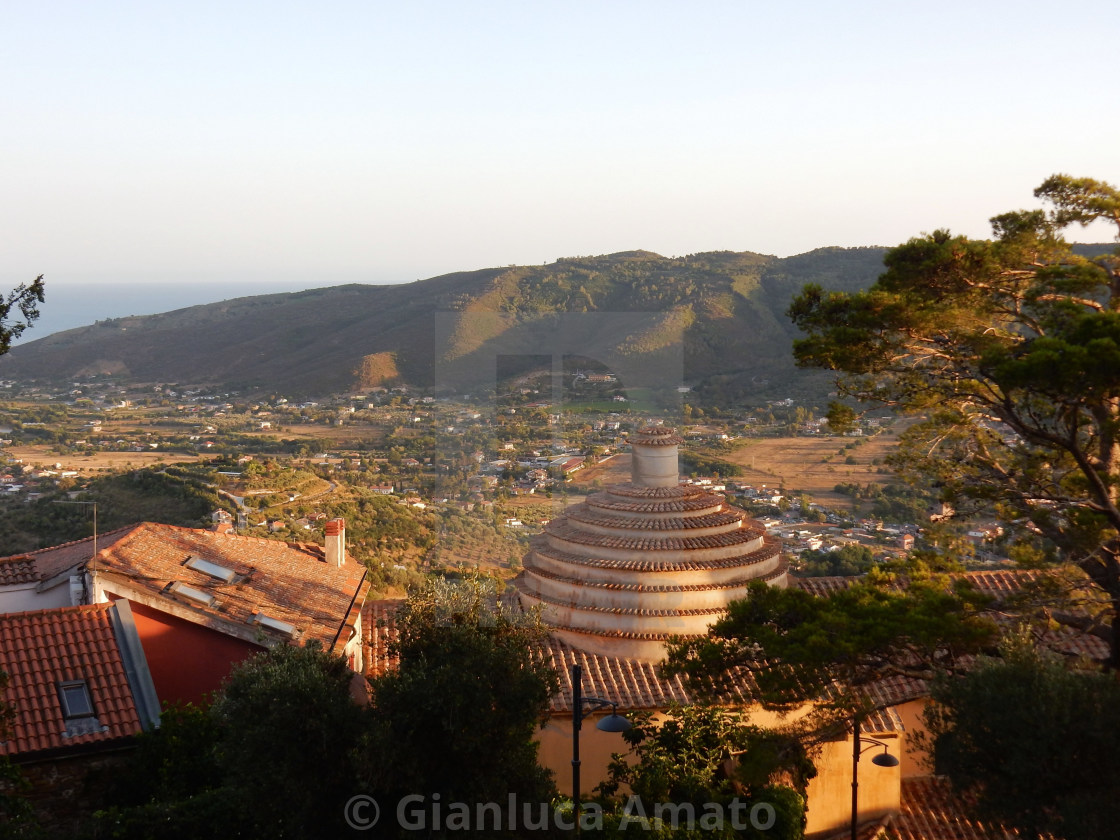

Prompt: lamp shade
[
  {"left": 871, "top": 750, "right": 899, "bottom": 768},
  {"left": 596, "top": 713, "right": 632, "bottom": 733}
]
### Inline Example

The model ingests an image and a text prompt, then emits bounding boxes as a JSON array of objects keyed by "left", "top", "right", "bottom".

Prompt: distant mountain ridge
[{"left": 0, "top": 247, "right": 951, "bottom": 397}]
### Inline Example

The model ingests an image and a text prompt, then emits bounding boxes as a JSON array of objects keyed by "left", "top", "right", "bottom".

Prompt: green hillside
[{"left": 0, "top": 247, "right": 891, "bottom": 397}]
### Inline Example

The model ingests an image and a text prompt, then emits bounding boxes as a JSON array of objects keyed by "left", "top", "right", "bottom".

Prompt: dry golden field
[
  {"left": 3, "top": 446, "right": 203, "bottom": 473},
  {"left": 566, "top": 429, "right": 903, "bottom": 511},
  {"left": 275, "top": 423, "right": 388, "bottom": 444},
  {"left": 723, "top": 429, "right": 902, "bottom": 509}
]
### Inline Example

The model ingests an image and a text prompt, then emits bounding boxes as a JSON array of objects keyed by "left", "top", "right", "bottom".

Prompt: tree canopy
[
  {"left": 596, "top": 704, "right": 812, "bottom": 839},
  {"left": 920, "top": 634, "right": 1120, "bottom": 840},
  {"left": 0, "top": 276, "right": 43, "bottom": 356},
  {"left": 663, "top": 576, "right": 997, "bottom": 724},
  {"left": 788, "top": 175, "right": 1120, "bottom": 667},
  {"left": 366, "top": 577, "right": 559, "bottom": 826},
  {"left": 91, "top": 644, "right": 367, "bottom": 840},
  {"left": 1, "top": 669, "right": 37, "bottom": 834}
]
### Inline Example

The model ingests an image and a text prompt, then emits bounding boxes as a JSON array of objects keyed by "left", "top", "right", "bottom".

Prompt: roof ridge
[
  {"left": 0, "top": 601, "right": 115, "bottom": 622},
  {"left": 0, "top": 522, "right": 143, "bottom": 562},
  {"left": 138, "top": 520, "right": 326, "bottom": 556}
]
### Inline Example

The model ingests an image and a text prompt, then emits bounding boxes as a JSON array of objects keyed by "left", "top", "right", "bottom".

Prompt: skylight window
[
  {"left": 169, "top": 582, "right": 217, "bottom": 608},
  {"left": 185, "top": 555, "right": 238, "bottom": 583},
  {"left": 252, "top": 613, "right": 299, "bottom": 638},
  {"left": 58, "top": 680, "right": 95, "bottom": 719}
]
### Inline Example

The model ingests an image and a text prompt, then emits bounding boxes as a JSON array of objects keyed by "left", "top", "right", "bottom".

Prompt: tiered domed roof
[{"left": 515, "top": 426, "right": 787, "bottom": 661}]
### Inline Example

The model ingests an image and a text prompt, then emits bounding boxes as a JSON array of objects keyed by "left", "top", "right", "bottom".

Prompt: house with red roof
[
  {"left": 1, "top": 518, "right": 371, "bottom": 708},
  {"left": 80, "top": 518, "right": 370, "bottom": 705},
  {"left": 0, "top": 601, "right": 160, "bottom": 832},
  {"left": 0, "top": 526, "right": 134, "bottom": 613}
]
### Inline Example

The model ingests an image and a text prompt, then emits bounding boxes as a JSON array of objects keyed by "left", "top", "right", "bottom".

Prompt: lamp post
[
  {"left": 571, "top": 663, "right": 631, "bottom": 835},
  {"left": 850, "top": 716, "right": 899, "bottom": 840}
]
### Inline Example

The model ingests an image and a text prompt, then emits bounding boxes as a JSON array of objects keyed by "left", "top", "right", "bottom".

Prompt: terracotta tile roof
[
  {"left": 366, "top": 566, "right": 1098, "bottom": 727},
  {"left": 0, "top": 556, "right": 37, "bottom": 586},
  {"left": 794, "top": 576, "right": 856, "bottom": 597},
  {"left": 531, "top": 536, "right": 782, "bottom": 572},
  {"left": 961, "top": 569, "right": 1046, "bottom": 598},
  {"left": 538, "top": 636, "right": 694, "bottom": 713},
  {"left": 362, "top": 599, "right": 917, "bottom": 739},
  {"left": 793, "top": 569, "right": 1047, "bottom": 601},
  {"left": 363, "top": 599, "right": 757, "bottom": 713},
  {"left": 605, "top": 483, "right": 715, "bottom": 500},
  {"left": 863, "top": 776, "right": 1058, "bottom": 840},
  {"left": 567, "top": 508, "right": 746, "bottom": 531},
  {"left": 548, "top": 519, "right": 766, "bottom": 551},
  {"left": 362, "top": 598, "right": 402, "bottom": 675},
  {"left": 861, "top": 705, "right": 905, "bottom": 735},
  {"left": 521, "top": 562, "right": 786, "bottom": 593},
  {"left": 862, "top": 673, "right": 930, "bottom": 709},
  {"left": 0, "top": 525, "right": 135, "bottom": 587},
  {"left": 587, "top": 494, "right": 722, "bottom": 514},
  {"left": 86, "top": 522, "right": 367, "bottom": 652},
  {"left": 629, "top": 427, "right": 685, "bottom": 447},
  {"left": 0, "top": 603, "right": 156, "bottom": 758}
]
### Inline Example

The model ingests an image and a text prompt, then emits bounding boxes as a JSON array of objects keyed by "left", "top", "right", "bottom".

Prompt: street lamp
[
  {"left": 571, "top": 663, "right": 631, "bottom": 834},
  {"left": 850, "top": 716, "right": 899, "bottom": 840}
]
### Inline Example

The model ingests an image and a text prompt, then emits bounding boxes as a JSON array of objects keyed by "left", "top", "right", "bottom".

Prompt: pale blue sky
[{"left": 3, "top": 0, "right": 1118, "bottom": 292}]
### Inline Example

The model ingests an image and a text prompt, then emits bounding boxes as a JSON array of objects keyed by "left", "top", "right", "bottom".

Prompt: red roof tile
[
  {"left": 876, "top": 776, "right": 1059, "bottom": 840},
  {"left": 0, "top": 525, "right": 135, "bottom": 588},
  {"left": 86, "top": 522, "right": 367, "bottom": 652},
  {"left": 531, "top": 536, "right": 782, "bottom": 573},
  {"left": 630, "top": 427, "right": 685, "bottom": 447},
  {"left": 567, "top": 508, "right": 745, "bottom": 531},
  {"left": 793, "top": 569, "right": 1047, "bottom": 600},
  {"left": 0, "top": 556, "right": 37, "bottom": 587},
  {"left": 363, "top": 598, "right": 759, "bottom": 713},
  {"left": 0, "top": 603, "right": 151, "bottom": 758}
]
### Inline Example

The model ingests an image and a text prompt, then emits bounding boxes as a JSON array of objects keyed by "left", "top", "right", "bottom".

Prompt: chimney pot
[{"left": 325, "top": 518, "right": 346, "bottom": 567}]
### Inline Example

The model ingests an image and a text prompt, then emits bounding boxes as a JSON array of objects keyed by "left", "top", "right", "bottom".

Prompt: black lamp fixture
[
  {"left": 571, "top": 663, "right": 631, "bottom": 835},
  {"left": 850, "top": 716, "right": 900, "bottom": 840}
]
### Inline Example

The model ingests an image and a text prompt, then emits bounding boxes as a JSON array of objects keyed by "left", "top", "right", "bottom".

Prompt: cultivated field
[
  {"left": 567, "top": 428, "right": 904, "bottom": 511},
  {"left": 273, "top": 423, "right": 388, "bottom": 444},
  {"left": 2, "top": 446, "right": 203, "bottom": 473},
  {"left": 723, "top": 429, "right": 902, "bottom": 510}
]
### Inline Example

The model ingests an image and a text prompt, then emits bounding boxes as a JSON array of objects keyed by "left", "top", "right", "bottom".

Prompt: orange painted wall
[{"left": 118, "top": 598, "right": 264, "bottom": 706}]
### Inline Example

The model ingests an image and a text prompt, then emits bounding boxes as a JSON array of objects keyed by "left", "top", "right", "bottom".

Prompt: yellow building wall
[
  {"left": 895, "top": 698, "right": 932, "bottom": 778},
  {"left": 537, "top": 715, "right": 627, "bottom": 798},
  {"left": 802, "top": 734, "right": 901, "bottom": 839},
  {"left": 534, "top": 708, "right": 902, "bottom": 838}
]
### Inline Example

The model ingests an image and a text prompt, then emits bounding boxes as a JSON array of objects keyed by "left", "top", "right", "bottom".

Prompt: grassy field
[{"left": 722, "top": 429, "right": 902, "bottom": 510}]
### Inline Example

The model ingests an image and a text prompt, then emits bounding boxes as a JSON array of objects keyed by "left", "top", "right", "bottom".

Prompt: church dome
[{"left": 515, "top": 426, "right": 788, "bottom": 661}]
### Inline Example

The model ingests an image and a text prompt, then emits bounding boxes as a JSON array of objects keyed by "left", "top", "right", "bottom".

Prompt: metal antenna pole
[{"left": 573, "top": 662, "right": 583, "bottom": 835}]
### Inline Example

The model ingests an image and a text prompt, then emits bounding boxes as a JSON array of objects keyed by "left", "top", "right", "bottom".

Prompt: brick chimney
[{"left": 325, "top": 518, "right": 346, "bottom": 567}]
